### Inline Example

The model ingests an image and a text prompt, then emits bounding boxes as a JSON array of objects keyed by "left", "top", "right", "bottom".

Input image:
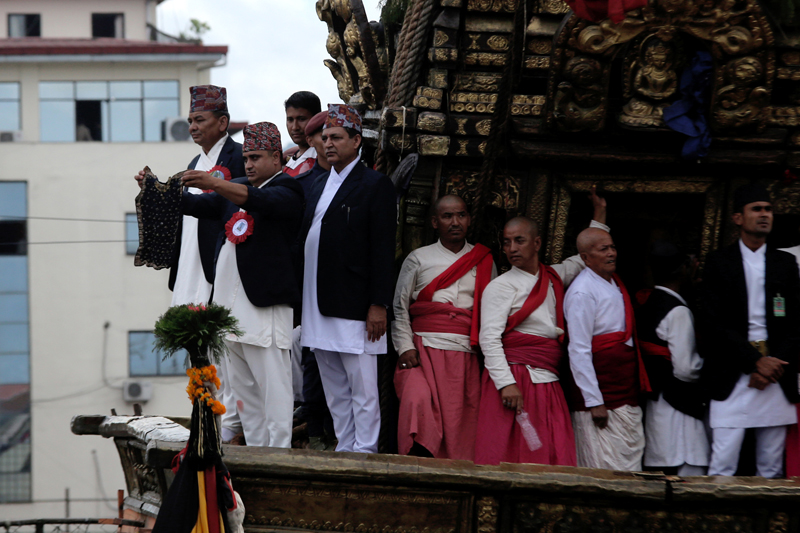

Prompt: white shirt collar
[
  {"left": 435, "top": 239, "right": 470, "bottom": 256},
  {"left": 203, "top": 133, "right": 229, "bottom": 161},
  {"left": 331, "top": 156, "right": 361, "bottom": 183},
  {"left": 654, "top": 285, "right": 687, "bottom": 306},
  {"left": 258, "top": 171, "right": 281, "bottom": 189},
  {"left": 739, "top": 239, "right": 766, "bottom": 261},
  {"left": 586, "top": 267, "right": 615, "bottom": 285}
]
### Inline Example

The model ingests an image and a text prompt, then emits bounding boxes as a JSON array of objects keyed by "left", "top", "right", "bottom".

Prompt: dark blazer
[
  {"left": 700, "top": 242, "right": 800, "bottom": 403},
  {"left": 169, "top": 135, "right": 247, "bottom": 291},
  {"left": 299, "top": 161, "right": 396, "bottom": 321},
  {"left": 182, "top": 174, "right": 304, "bottom": 308},
  {"left": 294, "top": 161, "right": 328, "bottom": 200}
]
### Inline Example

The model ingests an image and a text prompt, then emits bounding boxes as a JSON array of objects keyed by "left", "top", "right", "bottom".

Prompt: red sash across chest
[
  {"left": 413, "top": 244, "right": 493, "bottom": 346},
  {"left": 503, "top": 264, "right": 564, "bottom": 341}
]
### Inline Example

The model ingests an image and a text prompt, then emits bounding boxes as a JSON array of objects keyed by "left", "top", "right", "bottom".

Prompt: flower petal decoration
[
  {"left": 203, "top": 165, "right": 232, "bottom": 193},
  {"left": 225, "top": 212, "right": 254, "bottom": 244}
]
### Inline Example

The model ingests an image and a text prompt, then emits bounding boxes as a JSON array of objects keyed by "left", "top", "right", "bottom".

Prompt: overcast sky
[{"left": 156, "top": 0, "right": 383, "bottom": 146}]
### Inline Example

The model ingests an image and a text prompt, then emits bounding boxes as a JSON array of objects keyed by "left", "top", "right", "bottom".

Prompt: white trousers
[
  {"left": 220, "top": 340, "right": 293, "bottom": 448},
  {"left": 315, "top": 349, "right": 380, "bottom": 453},
  {"left": 709, "top": 426, "right": 787, "bottom": 478},
  {"left": 218, "top": 355, "right": 242, "bottom": 442},
  {"left": 291, "top": 326, "right": 304, "bottom": 403},
  {"left": 677, "top": 464, "right": 707, "bottom": 476}
]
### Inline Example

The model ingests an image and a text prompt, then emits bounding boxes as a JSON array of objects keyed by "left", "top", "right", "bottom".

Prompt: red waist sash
[
  {"left": 590, "top": 342, "right": 639, "bottom": 410},
  {"left": 502, "top": 330, "right": 562, "bottom": 376},
  {"left": 638, "top": 341, "right": 671, "bottom": 362},
  {"left": 410, "top": 301, "right": 472, "bottom": 337}
]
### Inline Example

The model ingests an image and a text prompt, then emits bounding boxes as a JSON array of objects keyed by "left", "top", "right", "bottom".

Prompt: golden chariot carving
[{"left": 547, "top": 0, "right": 775, "bottom": 134}]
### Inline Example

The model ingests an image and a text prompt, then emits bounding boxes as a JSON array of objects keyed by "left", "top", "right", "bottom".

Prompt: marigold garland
[{"left": 185, "top": 365, "right": 226, "bottom": 415}]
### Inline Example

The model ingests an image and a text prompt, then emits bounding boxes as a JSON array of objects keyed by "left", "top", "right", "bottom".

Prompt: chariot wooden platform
[{"left": 72, "top": 414, "right": 800, "bottom": 533}]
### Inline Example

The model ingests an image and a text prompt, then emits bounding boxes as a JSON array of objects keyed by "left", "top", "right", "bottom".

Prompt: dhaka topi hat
[
  {"left": 733, "top": 183, "right": 771, "bottom": 213},
  {"left": 243, "top": 121, "right": 282, "bottom": 154},
  {"left": 323, "top": 103, "right": 362, "bottom": 134},
  {"left": 189, "top": 85, "right": 227, "bottom": 113},
  {"left": 305, "top": 111, "right": 328, "bottom": 137}
]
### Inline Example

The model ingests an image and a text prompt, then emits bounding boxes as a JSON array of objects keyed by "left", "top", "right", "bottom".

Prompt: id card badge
[{"left": 774, "top": 294, "right": 786, "bottom": 317}]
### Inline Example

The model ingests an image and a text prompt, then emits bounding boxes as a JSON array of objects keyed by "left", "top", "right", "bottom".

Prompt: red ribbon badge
[
  {"left": 225, "top": 212, "right": 254, "bottom": 244},
  {"left": 203, "top": 165, "right": 232, "bottom": 193}
]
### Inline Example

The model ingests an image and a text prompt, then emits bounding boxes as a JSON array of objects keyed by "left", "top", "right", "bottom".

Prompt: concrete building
[{"left": 0, "top": 0, "right": 232, "bottom": 522}]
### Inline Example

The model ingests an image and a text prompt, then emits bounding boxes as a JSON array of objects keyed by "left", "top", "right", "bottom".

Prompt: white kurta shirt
[
  {"left": 211, "top": 172, "right": 292, "bottom": 350},
  {"left": 643, "top": 286, "right": 709, "bottom": 468},
  {"left": 391, "top": 240, "right": 497, "bottom": 354},
  {"left": 171, "top": 134, "right": 229, "bottom": 306},
  {"left": 480, "top": 258, "right": 584, "bottom": 390},
  {"left": 564, "top": 267, "right": 633, "bottom": 408},
  {"left": 301, "top": 157, "right": 386, "bottom": 354},
  {"left": 709, "top": 240, "right": 797, "bottom": 428},
  {"left": 480, "top": 220, "right": 608, "bottom": 391},
  {"left": 285, "top": 146, "right": 317, "bottom": 171}
]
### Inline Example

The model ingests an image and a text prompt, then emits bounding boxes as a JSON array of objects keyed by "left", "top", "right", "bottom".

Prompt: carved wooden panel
[{"left": 236, "top": 478, "right": 473, "bottom": 533}]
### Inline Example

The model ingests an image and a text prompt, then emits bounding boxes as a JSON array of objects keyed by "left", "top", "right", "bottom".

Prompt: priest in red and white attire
[
  {"left": 392, "top": 195, "right": 496, "bottom": 460},
  {"left": 171, "top": 122, "right": 304, "bottom": 448},
  {"left": 565, "top": 227, "right": 650, "bottom": 471},
  {"left": 475, "top": 188, "right": 607, "bottom": 465}
]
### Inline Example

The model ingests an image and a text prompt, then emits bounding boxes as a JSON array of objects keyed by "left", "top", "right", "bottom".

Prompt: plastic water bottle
[{"left": 516, "top": 411, "right": 543, "bottom": 452}]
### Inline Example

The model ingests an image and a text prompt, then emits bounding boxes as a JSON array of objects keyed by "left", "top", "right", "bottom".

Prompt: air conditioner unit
[
  {"left": 0, "top": 131, "right": 22, "bottom": 142},
  {"left": 123, "top": 380, "right": 153, "bottom": 402},
  {"left": 162, "top": 117, "right": 191, "bottom": 142}
]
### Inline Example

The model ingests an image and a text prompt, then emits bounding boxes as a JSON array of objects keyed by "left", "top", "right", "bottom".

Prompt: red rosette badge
[
  {"left": 203, "top": 165, "right": 232, "bottom": 193},
  {"left": 225, "top": 212, "right": 254, "bottom": 244}
]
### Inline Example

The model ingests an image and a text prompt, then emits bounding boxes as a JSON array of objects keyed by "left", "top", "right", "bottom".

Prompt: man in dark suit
[
  {"left": 701, "top": 183, "right": 800, "bottom": 477},
  {"left": 169, "top": 85, "right": 246, "bottom": 306},
  {"left": 299, "top": 104, "right": 396, "bottom": 453},
  {"left": 175, "top": 121, "right": 303, "bottom": 448}
]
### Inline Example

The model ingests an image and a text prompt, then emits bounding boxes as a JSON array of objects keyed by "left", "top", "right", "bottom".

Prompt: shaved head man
[
  {"left": 391, "top": 194, "right": 495, "bottom": 459},
  {"left": 564, "top": 225, "right": 648, "bottom": 471},
  {"left": 475, "top": 187, "right": 607, "bottom": 466}
]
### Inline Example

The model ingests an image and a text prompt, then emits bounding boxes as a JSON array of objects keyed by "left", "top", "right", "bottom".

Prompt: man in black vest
[
  {"left": 637, "top": 241, "right": 709, "bottom": 475},
  {"left": 701, "top": 183, "right": 800, "bottom": 477}
]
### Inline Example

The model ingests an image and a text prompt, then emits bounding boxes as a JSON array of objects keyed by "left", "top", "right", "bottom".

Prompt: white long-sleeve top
[
  {"left": 643, "top": 286, "right": 709, "bottom": 468},
  {"left": 650, "top": 286, "right": 703, "bottom": 382},
  {"left": 479, "top": 220, "right": 610, "bottom": 391},
  {"left": 391, "top": 240, "right": 497, "bottom": 355},
  {"left": 564, "top": 268, "right": 633, "bottom": 408}
]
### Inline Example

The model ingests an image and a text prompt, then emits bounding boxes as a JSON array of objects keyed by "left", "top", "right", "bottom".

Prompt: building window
[
  {"left": 0, "top": 181, "right": 30, "bottom": 504},
  {"left": 39, "top": 81, "right": 179, "bottom": 142},
  {"left": 92, "top": 13, "right": 124, "bottom": 38},
  {"left": 8, "top": 14, "right": 40, "bottom": 37},
  {"left": 129, "top": 331, "right": 187, "bottom": 377},
  {"left": 125, "top": 213, "right": 138, "bottom": 255},
  {"left": 0, "top": 83, "right": 20, "bottom": 133}
]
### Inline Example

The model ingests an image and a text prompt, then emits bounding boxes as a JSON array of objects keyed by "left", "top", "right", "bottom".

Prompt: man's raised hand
[{"left": 134, "top": 169, "right": 146, "bottom": 189}]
